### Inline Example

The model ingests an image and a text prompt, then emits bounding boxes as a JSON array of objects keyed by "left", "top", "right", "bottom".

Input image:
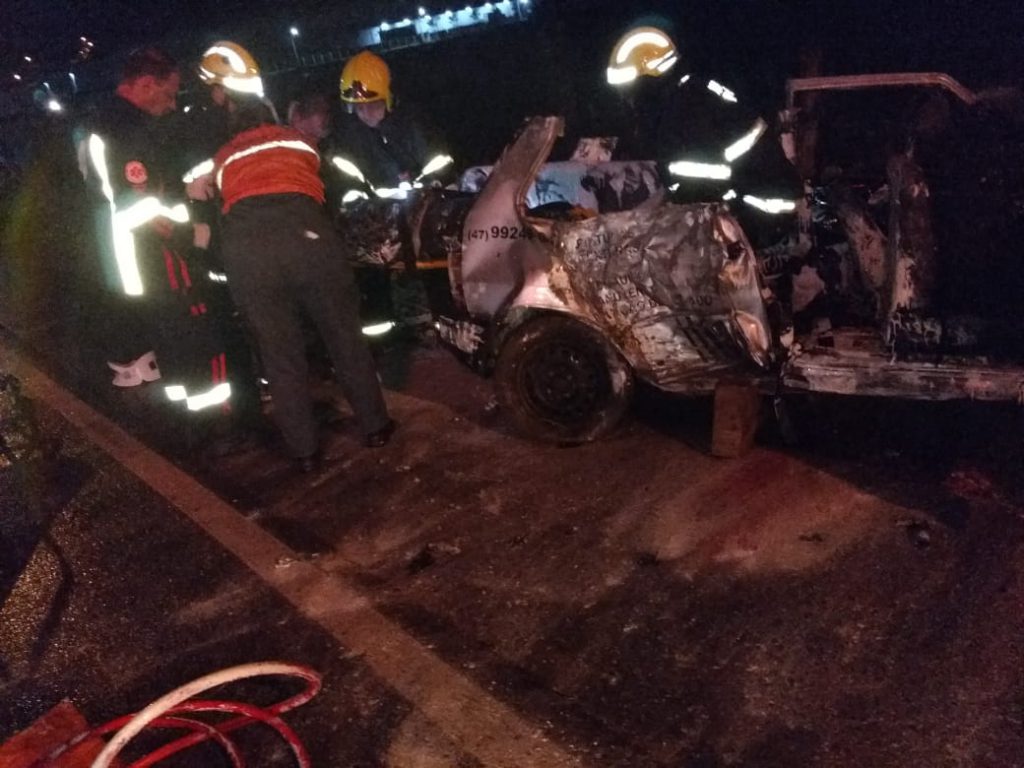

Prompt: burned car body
[
  {"left": 351, "top": 76, "right": 1024, "bottom": 442},
  {"left": 779, "top": 73, "right": 1024, "bottom": 401},
  {"left": 333, "top": 182, "right": 476, "bottom": 334},
  {"left": 436, "top": 116, "right": 776, "bottom": 442}
]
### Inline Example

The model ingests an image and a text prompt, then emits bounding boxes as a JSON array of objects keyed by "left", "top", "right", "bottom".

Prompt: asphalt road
[
  {"left": 0, "top": 378, "right": 496, "bottom": 766},
  {"left": 4, "top": 335, "right": 1024, "bottom": 767}
]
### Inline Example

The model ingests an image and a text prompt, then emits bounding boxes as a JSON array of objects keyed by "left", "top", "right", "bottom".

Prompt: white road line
[{"left": 9, "top": 346, "right": 585, "bottom": 768}]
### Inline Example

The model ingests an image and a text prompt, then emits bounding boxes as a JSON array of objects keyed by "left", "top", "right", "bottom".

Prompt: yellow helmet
[
  {"left": 606, "top": 26, "right": 678, "bottom": 86},
  {"left": 339, "top": 51, "right": 392, "bottom": 110},
  {"left": 198, "top": 41, "right": 264, "bottom": 98}
]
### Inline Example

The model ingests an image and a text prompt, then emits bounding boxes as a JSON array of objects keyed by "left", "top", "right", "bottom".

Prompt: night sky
[
  {"left": 3, "top": 0, "right": 1024, "bottom": 166},
  {"left": 5, "top": 0, "right": 1024, "bottom": 86}
]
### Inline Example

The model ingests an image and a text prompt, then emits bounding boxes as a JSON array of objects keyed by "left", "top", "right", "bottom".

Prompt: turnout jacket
[
  {"left": 326, "top": 108, "right": 434, "bottom": 189},
  {"left": 79, "top": 94, "right": 187, "bottom": 296}
]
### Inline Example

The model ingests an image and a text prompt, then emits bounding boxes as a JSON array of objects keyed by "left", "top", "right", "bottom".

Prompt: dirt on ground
[
  {"left": 3, "top": 323, "right": 1023, "bottom": 766},
  {"left": 184, "top": 341, "right": 1024, "bottom": 767}
]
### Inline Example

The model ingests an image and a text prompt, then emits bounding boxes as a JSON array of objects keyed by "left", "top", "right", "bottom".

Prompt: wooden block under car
[{"left": 711, "top": 381, "right": 762, "bottom": 458}]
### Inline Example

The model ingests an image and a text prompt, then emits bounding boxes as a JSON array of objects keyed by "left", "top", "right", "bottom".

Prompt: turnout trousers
[{"left": 221, "top": 193, "right": 389, "bottom": 458}]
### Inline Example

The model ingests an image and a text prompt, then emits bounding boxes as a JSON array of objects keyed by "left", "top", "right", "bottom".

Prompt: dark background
[{"left": 4, "top": 0, "right": 1024, "bottom": 166}]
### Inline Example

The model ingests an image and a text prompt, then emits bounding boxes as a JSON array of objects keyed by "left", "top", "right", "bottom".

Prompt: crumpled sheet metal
[
  {"left": 458, "top": 117, "right": 563, "bottom": 318},
  {"left": 413, "top": 190, "right": 476, "bottom": 307},
  {"left": 335, "top": 198, "right": 409, "bottom": 267},
  {"left": 784, "top": 351, "right": 1024, "bottom": 401},
  {"left": 335, "top": 189, "right": 473, "bottom": 297},
  {"left": 546, "top": 202, "right": 773, "bottom": 391},
  {"left": 453, "top": 117, "right": 772, "bottom": 392},
  {"left": 435, "top": 315, "right": 487, "bottom": 357},
  {"left": 885, "top": 154, "right": 939, "bottom": 350},
  {"left": 835, "top": 197, "right": 887, "bottom": 300}
]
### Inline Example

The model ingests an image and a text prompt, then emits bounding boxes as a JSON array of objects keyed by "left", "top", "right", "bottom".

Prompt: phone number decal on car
[{"left": 468, "top": 225, "right": 534, "bottom": 241}]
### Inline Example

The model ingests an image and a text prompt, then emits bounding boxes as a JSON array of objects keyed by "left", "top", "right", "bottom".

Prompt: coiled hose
[{"left": 33, "top": 661, "right": 321, "bottom": 768}]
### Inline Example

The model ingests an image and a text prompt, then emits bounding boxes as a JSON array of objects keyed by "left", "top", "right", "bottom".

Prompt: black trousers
[
  {"left": 222, "top": 194, "right": 390, "bottom": 458},
  {"left": 79, "top": 237, "right": 226, "bottom": 395}
]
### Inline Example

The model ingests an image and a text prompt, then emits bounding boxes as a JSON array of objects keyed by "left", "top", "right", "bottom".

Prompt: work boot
[{"left": 363, "top": 418, "right": 395, "bottom": 448}]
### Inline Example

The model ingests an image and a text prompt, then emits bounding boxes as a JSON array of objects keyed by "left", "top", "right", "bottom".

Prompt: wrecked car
[
  {"left": 436, "top": 115, "right": 772, "bottom": 443},
  {"left": 329, "top": 154, "right": 473, "bottom": 336},
  {"left": 351, "top": 74, "right": 1024, "bottom": 443}
]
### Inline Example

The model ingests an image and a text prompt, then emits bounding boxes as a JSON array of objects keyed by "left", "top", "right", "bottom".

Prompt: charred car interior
[{"left": 781, "top": 74, "right": 1024, "bottom": 400}]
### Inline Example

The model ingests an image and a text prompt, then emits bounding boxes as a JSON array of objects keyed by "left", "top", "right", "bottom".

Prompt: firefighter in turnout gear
[
  {"left": 177, "top": 41, "right": 271, "bottom": 248},
  {"left": 605, "top": 25, "right": 801, "bottom": 233},
  {"left": 78, "top": 47, "right": 232, "bottom": 420},
  {"left": 327, "top": 50, "right": 448, "bottom": 335},
  {"left": 329, "top": 50, "right": 437, "bottom": 190},
  {"left": 169, "top": 40, "right": 275, "bottom": 431}
]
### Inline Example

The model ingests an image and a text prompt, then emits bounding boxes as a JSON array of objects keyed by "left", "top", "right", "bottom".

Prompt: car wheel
[{"left": 495, "top": 315, "right": 634, "bottom": 444}]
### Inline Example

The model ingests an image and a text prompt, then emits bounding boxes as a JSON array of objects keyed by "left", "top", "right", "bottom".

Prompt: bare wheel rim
[{"left": 517, "top": 338, "right": 611, "bottom": 426}]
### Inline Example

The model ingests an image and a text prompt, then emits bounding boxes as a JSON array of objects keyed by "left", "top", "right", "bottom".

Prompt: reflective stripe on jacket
[{"left": 214, "top": 125, "right": 324, "bottom": 213}]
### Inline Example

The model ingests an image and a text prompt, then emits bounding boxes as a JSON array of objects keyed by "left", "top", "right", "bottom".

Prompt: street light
[{"left": 289, "top": 26, "right": 299, "bottom": 63}]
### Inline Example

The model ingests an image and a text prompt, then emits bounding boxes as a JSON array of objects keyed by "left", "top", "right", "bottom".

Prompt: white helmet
[
  {"left": 198, "top": 41, "right": 264, "bottom": 98},
  {"left": 606, "top": 26, "right": 679, "bottom": 86},
  {"left": 108, "top": 351, "right": 161, "bottom": 387}
]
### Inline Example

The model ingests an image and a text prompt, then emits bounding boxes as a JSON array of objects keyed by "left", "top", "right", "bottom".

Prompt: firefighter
[
  {"left": 328, "top": 51, "right": 441, "bottom": 190},
  {"left": 173, "top": 41, "right": 274, "bottom": 435},
  {"left": 326, "top": 50, "right": 448, "bottom": 336},
  {"left": 177, "top": 41, "right": 270, "bottom": 258},
  {"left": 605, "top": 25, "right": 802, "bottom": 232},
  {"left": 180, "top": 41, "right": 277, "bottom": 173},
  {"left": 77, "top": 47, "right": 232, "bottom": 428},
  {"left": 210, "top": 96, "right": 394, "bottom": 472}
]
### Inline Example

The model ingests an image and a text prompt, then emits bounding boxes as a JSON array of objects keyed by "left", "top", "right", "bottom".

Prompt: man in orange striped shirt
[{"left": 212, "top": 101, "right": 393, "bottom": 472}]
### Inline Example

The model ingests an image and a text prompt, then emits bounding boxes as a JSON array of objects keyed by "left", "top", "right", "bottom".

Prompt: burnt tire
[{"left": 494, "top": 316, "right": 634, "bottom": 445}]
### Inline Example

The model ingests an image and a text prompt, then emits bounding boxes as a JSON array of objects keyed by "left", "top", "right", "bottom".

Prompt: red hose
[
  {"left": 128, "top": 700, "right": 311, "bottom": 768},
  {"left": 31, "top": 662, "right": 321, "bottom": 768}
]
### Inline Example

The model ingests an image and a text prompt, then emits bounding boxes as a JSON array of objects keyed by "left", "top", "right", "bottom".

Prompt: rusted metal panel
[
  {"left": 834, "top": 194, "right": 887, "bottom": 298},
  {"left": 886, "top": 154, "right": 937, "bottom": 319},
  {"left": 786, "top": 73, "right": 977, "bottom": 109},
  {"left": 880, "top": 151, "right": 953, "bottom": 355},
  {"left": 543, "top": 202, "right": 772, "bottom": 390},
  {"left": 784, "top": 351, "right": 1024, "bottom": 401}
]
